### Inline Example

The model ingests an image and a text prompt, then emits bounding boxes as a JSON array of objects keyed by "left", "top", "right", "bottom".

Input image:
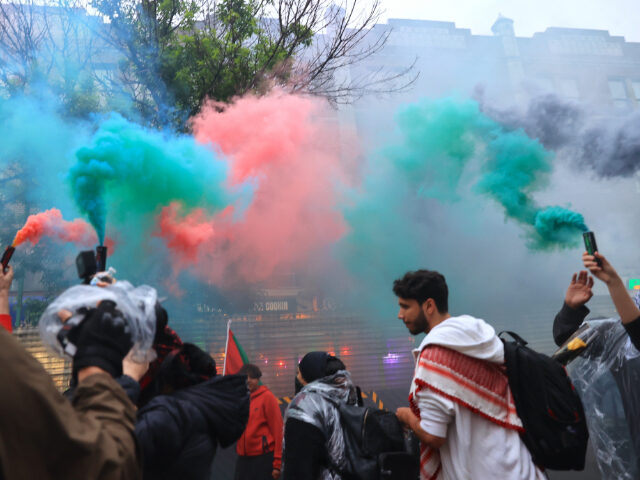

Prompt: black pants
[{"left": 234, "top": 451, "right": 274, "bottom": 480}]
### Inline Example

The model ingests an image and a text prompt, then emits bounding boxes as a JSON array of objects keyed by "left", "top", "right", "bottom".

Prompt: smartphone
[{"left": 582, "top": 231, "right": 602, "bottom": 266}]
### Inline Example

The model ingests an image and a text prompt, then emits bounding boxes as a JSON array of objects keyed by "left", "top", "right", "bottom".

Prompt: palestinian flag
[{"left": 223, "top": 320, "right": 249, "bottom": 375}]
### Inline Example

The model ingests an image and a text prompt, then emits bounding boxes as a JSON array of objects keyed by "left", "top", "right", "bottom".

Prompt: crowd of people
[{"left": 0, "top": 248, "right": 638, "bottom": 480}]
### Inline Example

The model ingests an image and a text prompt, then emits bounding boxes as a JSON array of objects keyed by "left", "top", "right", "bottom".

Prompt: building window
[
  {"left": 632, "top": 81, "right": 640, "bottom": 101},
  {"left": 608, "top": 79, "right": 630, "bottom": 110},
  {"left": 558, "top": 79, "right": 579, "bottom": 99},
  {"left": 535, "top": 77, "right": 554, "bottom": 92}
]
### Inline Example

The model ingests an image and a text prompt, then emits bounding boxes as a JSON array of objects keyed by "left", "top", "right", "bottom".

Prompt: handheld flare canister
[
  {"left": 582, "top": 231, "right": 602, "bottom": 267},
  {"left": 96, "top": 245, "right": 107, "bottom": 273},
  {"left": 1, "top": 246, "right": 15, "bottom": 272}
]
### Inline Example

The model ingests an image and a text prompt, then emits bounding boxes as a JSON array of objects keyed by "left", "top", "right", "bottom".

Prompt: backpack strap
[{"left": 498, "top": 330, "right": 528, "bottom": 346}]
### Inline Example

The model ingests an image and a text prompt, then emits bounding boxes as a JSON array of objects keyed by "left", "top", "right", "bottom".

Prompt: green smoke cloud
[{"left": 68, "top": 113, "right": 229, "bottom": 244}]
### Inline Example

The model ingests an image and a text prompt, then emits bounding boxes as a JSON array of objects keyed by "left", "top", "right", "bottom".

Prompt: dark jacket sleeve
[
  {"left": 553, "top": 302, "right": 590, "bottom": 346},
  {"left": 623, "top": 316, "right": 640, "bottom": 351},
  {"left": 135, "top": 399, "right": 186, "bottom": 470},
  {"left": 282, "top": 418, "right": 326, "bottom": 480},
  {"left": 64, "top": 374, "right": 141, "bottom": 404},
  {"left": 117, "top": 375, "right": 141, "bottom": 404}
]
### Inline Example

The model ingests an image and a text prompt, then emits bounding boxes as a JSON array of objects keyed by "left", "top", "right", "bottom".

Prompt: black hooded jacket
[{"left": 136, "top": 374, "right": 250, "bottom": 480}]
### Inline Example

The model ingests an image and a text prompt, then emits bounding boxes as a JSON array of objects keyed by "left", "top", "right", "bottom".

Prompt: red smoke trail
[
  {"left": 156, "top": 202, "right": 227, "bottom": 265},
  {"left": 156, "top": 91, "right": 354, "bottom": 283},
  {"left": 13, "top": 208, "right": 98, "bottom": 247}
]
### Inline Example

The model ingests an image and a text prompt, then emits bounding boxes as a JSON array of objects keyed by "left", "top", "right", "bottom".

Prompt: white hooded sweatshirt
[{"left": 412, "top": 315, "right": 546, "bottom": 480}]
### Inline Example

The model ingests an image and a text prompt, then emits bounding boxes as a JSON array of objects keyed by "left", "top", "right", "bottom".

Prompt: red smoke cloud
[
  {"left": 156, "top": 92, "right": 354, "bottom": 284},
  {"left": 157, "top": 202, "right": 223, "bottom": 265},
  {"left": 13, "top": 208, "right": 98, "bottom": 247}
]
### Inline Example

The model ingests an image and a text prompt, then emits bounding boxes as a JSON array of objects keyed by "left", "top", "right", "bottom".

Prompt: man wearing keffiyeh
[{"left": 393, "top": 269, "right": 545, "bottom": 480}]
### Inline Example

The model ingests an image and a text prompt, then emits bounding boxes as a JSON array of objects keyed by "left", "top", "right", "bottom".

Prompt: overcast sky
[{"left": 376, "top": 0, "right": 640, "bottom": 42}]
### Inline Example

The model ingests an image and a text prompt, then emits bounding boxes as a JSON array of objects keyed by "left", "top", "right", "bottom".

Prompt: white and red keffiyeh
[{"left": 409, "top": 344, "right": 524, "bottom": 479}]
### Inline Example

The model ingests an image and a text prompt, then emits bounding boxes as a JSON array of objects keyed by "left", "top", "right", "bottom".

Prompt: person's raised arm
[
  {"left": 583, "top": 252, "right": 640, "bottom": 325},
  {"left": 0, "top": 294, "right": 140, "bottom": 479},
  {"left": 553, "top": 271, "right": 593, "bottom": 346}
]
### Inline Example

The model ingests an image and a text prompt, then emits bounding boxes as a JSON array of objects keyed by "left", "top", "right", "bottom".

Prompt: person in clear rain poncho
[{"left": 553, "top": 251, "right": 640, "bottom": 480}]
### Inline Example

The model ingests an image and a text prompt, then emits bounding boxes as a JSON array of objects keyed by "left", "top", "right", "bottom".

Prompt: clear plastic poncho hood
[{"left": 39, "top": 281, "right": 158, "bottom": 362}]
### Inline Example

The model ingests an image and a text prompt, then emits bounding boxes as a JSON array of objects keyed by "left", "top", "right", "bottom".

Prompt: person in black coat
[{"left": 131, "top": 342, "right": 250, "bottom": 480}]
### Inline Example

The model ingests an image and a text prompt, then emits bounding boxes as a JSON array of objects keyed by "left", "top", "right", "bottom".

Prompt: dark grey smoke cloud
[
  {"left": 475, "top": 88, "right": 640, "bottom": 178},
  {"left": 581, "top": 115, "right": 640, "bottom": 177}
]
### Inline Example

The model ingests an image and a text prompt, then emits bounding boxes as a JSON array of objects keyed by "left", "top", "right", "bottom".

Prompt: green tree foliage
[
  {"left": 163, "top": 0, "right": 312, "bottom": 117},
  {"left": 90, "top": 0, "right": 312, "bottom": 124},
  {"left": 90, "top": 0, "right": 412, "bottom": 127}
]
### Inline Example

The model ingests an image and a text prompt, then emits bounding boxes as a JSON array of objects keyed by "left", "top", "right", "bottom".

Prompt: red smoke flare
[{"left": 13, "top": 208, "right": 98, "bottom": 247}]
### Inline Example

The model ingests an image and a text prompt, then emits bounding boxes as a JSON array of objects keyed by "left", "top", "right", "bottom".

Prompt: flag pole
[{"left": 223, "top": 319, "right": 231, "bottom": 375}]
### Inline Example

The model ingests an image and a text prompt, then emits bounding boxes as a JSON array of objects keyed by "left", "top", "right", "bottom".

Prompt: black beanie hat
[{"left": 299, "top": 351, "right": 329, "bottom": 384}]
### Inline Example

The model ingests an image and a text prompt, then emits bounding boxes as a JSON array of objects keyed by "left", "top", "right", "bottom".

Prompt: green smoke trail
[
  {"left": 533, "top": 207, "right": 588, "bottom": 249},
  {"left": 69, "top": 114, "right": 229, "bottom": 244},
  {"left": 386, "top": 97, "right": 495, "bottom": 201},
  {"left": 388, "top": 97, "right": 587, "bottom": 249},
  {"left": 476, "top": 127, "right": 587, "bottom": 249}
]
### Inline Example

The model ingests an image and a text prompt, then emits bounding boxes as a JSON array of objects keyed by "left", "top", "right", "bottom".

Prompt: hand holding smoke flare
[
  {"left": 2, "top": 208, "right": 100, "bottom": 271},
  {"left": 1, "top": 246, "right": 14, "bottom": 272}
]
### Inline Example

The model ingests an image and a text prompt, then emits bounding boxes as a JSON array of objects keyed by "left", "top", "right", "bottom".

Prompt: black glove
[{"left": 69, "top": 300, "right": 133, "bottom": 379}]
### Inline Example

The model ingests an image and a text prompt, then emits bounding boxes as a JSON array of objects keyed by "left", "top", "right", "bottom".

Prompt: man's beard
[{"left": 410, "top": 308, "right": 429, "bottom": 335}]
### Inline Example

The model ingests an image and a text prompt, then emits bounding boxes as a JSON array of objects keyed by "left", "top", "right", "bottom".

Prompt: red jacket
[
  {"left": 236, "top": 385, "right": 283, "bottom": 470},
  {"left": 0, "top": 313, "right": 11, "bottom": 332}
]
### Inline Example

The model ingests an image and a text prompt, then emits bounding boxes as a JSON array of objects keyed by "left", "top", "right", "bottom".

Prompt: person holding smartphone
[
  {"left": 582, "top": 251, "right": 640, "bottom": 349},
  {"left": 553, "top": 251, "right": 640, "bottom": 479}
]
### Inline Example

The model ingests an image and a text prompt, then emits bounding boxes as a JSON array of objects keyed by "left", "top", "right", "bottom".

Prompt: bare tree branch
[{"left": 256, "top": 0, "right": 417, "bottom": 105}]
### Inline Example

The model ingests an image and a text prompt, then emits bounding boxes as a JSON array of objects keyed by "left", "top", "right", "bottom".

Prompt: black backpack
[
  {"left": 499, "top": 331, "right": 589, "bottom": 471},
  {"left": 328, "top": 395, "right": 419, "bottom": 480}
]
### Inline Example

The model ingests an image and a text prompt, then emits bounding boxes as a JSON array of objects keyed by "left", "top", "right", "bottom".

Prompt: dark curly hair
[{"left": 392, "top": 269, "right": 449, "bottom": 313}]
